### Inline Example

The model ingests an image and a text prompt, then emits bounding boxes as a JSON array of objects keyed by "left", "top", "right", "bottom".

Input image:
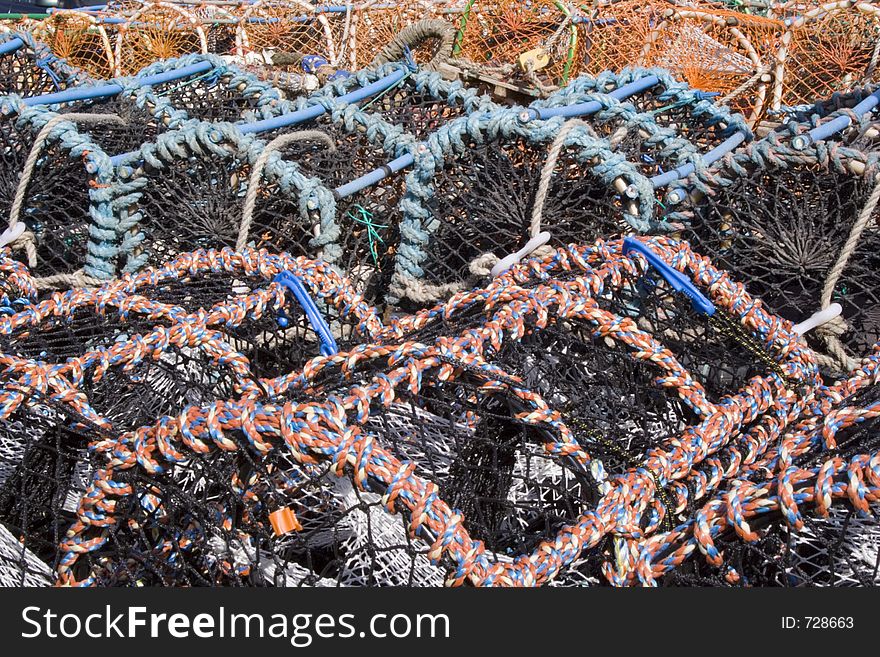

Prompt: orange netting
[
  {"left": 33, "top": 11, "right": 115, "bottom": 79},
  {"left": 191, "top": 4, "right": 241, "bottom": 58},
  {"left": 235, "top": 0, "right": 338, "bottom": 65},
  {"left": 114, "top": 4, "right": 207, "bottom": 76},
  {"left": 454, "top": 0, "right": 582, "bottom": 88},
  {"left": 351, "top": 0, "right": 447, "bottom": 69},
  {"left": 773, "top": 2, "right": 880, "bottom": 109},
  {"left": 639, "top": 8, "right": 784, "bottom": 123}
]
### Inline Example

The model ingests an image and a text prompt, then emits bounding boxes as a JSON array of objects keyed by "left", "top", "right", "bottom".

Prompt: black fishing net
[
  {"left": 0, "top": 249, "right": 388, "bottom": 585},
  {"left": 0, "top": 111, "right": 100, "bottom": 281},
  {"left": 394, "top": 127, "right": 643, "bottom": 306},
  {"left": 144, "top": 62, "right": 285, "bottom": 124},
  {"left": 670, "top": 145, "right": 880, "bottom": 371},
  {"left": 0, "top": 41, "right": 83, "bottom": 97}
]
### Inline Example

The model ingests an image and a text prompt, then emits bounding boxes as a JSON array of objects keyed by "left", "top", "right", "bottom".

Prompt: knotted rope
[
  {"left": 7, "top": 112, "right": 124, "bottom": 268},
  {"left": 238, "top": 130, "right": 336, "bottom": 252},
  {"left": 816, "top": 170, "right": 880, "bottom": 372}
]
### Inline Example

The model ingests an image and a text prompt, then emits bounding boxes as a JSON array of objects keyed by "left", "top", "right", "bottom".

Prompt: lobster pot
[
  {"left": 190, "top": 5, "right": 242, "bottom": 58},
  {"left": 390, "top": 238, "right": 816, "bottom": 585},
  {"left": 30, "top": 10, "right": 115, "bottom": 80},
  {"left": 664, "top": 137, "right": 880, "bottom": 374},
  {"left": 536, "top": 68, "right": 753, "bottom": 156},
  {"left": 769, "top": 86, "right": 880, "bottom": 150},
  {"left": 111, "top": 124, "right": 296, "bottom": 273},
  {"left": 351, "top": 0, "right": 451, "bottom": 69},
  {"left": 49, "top": 338, "right": 603, "bottom": 586},
  {"left": 113, "top": 248, "right": 385, "bottom": 380},
  {"left": 389, "top": 107, "right": 656, "bottom": 307},
  {"left": 0, "top": 104, "right": 120, "bottom": 286},
  {"left": 0, "top": 390, "right": 99, "bottom": 585},
  {"left": 772, "top": 2, "right": 880, "bottom": 114},
  {"left": 579, "top": 0, "right": 665, "bottom": 79},
  {"left": 252, "top": 101, "right": 421, "bottom": 302},
  {"left": 113, "top": 4, "right": 208, "bottom": 76},
  {"left": 31, "top": 10, "right": 117, "bottom": 80},
  {"left": 395, "top": 235, "right": 815, "bottom": 423},
  {"left": 129, "top": 54, "right": 288, "bottom": 124},
  {"left": 0, "top": 31, "right": 91, "bottom": 96},
  {"left": 0, "top": 249, "right": 385, "bottom": 585},
  {"left": 390, "top": 237, "right": 816, "bottom": 585},
  {"left": 235, "top": 0, "right": 343, "bottom": 69},
  {"left": 637, "top": 375, "right": 880, "bottom": 587},
  {"left": 0, "top": 53, "right": 289, "bottom": 290},
  {"left": 314, "top": 65, "right": 497, "bottom": 141},
  {"left": 51, "top": 406, "right": 447, "bottom": 587},
  {"left": 454, "top": 0, "right": 582, "bottom": 90},
  {"left": 626, "top": 7, "right": 782, "bottom": 125},
  {"left": 114, "top": 101, "right": 414, "bottom": 301}
]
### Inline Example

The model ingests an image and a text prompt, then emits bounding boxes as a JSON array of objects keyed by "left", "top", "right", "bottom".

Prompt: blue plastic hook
[
  {"left": 273, "top": 271, "right": 339, "bottom": 357},
  {"left": 622, "top": 237, "right": 715, "bottom": 317}
]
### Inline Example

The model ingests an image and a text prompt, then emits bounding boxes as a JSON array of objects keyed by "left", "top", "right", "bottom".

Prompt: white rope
[
  {"left": 8, "top": 112, "right": 124, "bottom": 267},
  {"left": 237, "top": 130, "right": 335, "bottom": 252},
  {"left": 471, "top": 118, "right": 594, "bottom": 278}
]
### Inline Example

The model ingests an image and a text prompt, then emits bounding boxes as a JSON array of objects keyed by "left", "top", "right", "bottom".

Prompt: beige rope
[
  {"left": 8, "top": 112, "right": 124, "bottom": 267},
  {"left": 530, "top": 118, "right": 594, "bottom": 240},
  {"left": 237, "top": 130, "right": 335, "bottom": 252},
  {"left": 815, "top": 172, "right": 880, "bottom": 372},
  {"left": 719, "top": 64, "right": 770, "bottom": 105},
  {"left": 34, "top": 269, "right": 105, "bottom": 291},
  {"left": 468, "top": 118, "right": 594, "bottom": 278}
]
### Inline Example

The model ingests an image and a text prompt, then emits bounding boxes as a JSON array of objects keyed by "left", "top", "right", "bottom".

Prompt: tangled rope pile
[{"left": 0, "top": 5, "right": 877, "bottom": 588}]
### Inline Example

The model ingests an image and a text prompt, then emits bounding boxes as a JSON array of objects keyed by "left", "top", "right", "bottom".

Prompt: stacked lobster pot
[
  {"left": 0, "top": 25, "right": 875, "bottom": 589},
  {"left": 0, "top": 236, "right": 839, "bottom": 587}
]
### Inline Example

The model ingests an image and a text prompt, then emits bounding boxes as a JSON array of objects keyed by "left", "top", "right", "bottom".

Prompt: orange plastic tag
[{"left": 269, "top": 507, "right": 303, "bottom": 536}]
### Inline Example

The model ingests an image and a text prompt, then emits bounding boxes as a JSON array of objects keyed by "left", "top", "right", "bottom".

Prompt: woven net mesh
[
  {"left": 2, "top": 237, "right": 877, "bottom": 587},
  {"left": 776, "top": 5, "right": 880, "bottom": 110},
  {"left": 671, "top": 147, "right": 880, "bottom": 371},
  {"left": 580, "top": 1, "right": 668, "bottom": 78},
  {"left": 0, "top": 113, "right": 103, "bottom": 282},
  {"left": 32, "top": 13, "right": 115, "bottom": 80},
  {"left": 0, "top": 38, "right": 84, "bottom": 96},
  {"left": 137, "top": 60, "right": 284, "bottom": 124},
  {"left": 353, "top": 1, "right": 445, "bottom": 69},
  {"left": 406, "top": 135, "right": 628, "bottom": 299},
  {"left": 236, "top": 1, "right": 335, "bottom": 66},
  {"left": 115, "top": 6, "right": 206, "bottom": 76},
  {"left": 640, "top": 9, "right": 783, "bottom": 122},
  {"left": 455, "top": 0, "right": 581, "bottom": 88}
]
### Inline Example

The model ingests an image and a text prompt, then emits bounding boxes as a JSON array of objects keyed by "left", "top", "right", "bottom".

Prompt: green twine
[
  {"left": 347, "top": 204, "right": 387, "bottom": 266},
  {"left": 650, "top": 97, "right": 699, "bottom": 116},
  {"left": 359, "top": 68, "right": 413, "bottom": 111},
  {"left": 452, "top": 0, "right": 477, "bottom": 57}
]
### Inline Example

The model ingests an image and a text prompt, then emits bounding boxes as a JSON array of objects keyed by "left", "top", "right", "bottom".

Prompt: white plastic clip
[
  {"left": 792, "top": 303, "right": 843, "bottom": 336},
  {"left": 0, "top": 223, "right": 26, "bottom": 249},
  {"left": 490, "top": 231, "right": 552, "bottom": 278}
]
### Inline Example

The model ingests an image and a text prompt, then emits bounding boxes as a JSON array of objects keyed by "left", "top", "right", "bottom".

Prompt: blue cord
[
  {"left": 273, "top": 271, "right": 339, "bottom": 356},
  {"left": 622, "top": 238, "right": 715, "bottom": 316}
]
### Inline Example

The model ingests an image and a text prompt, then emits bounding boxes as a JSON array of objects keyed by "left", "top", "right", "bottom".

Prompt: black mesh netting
[
  {"left": 147, "top": 68, "right": 280, "bottom": 124},
  {"left": 672, "top": 150, "right": 880, "bottom": 369},
  {"left": 0, "top": 117, "right": 98, "bottom": 280},
  {"left": 411, "top": 136, "right": 629, "bottom": 297},
  {"left": 0, "top": 48, "right": 77, "bottom": 97}
]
